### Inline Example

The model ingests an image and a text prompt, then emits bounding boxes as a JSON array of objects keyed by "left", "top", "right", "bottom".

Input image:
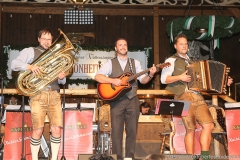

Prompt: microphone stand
[
  {"left": 60, "top": 84, "right": 66, "bottom": 160},
  {"left": 96, "top": 61, "right": 102, "bottom": 154},
  {"left": 20, "top": 95, "right": 26, "bottom": 160},
  {"left": 76, "top": 100, "right": 82, "bottom": 111},
  {"left": 0, "top": 74, "right": 4, "bottom": 151}
]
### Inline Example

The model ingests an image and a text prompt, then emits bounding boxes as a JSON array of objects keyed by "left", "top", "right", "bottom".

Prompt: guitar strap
[{"left": 128, "top": 58, "right": 134, "bottom": 74}]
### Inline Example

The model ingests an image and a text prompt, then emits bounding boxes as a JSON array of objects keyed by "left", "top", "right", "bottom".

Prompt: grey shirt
[{"left": 11, "top": 47, "right": 66, "bottom": 85}]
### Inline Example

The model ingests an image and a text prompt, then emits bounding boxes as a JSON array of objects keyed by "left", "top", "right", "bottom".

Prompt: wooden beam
[
  {"left": 218, "top": 95, "right": 236, "bottom": 103},
  {"left": 2, "top": 88, "right": 236, "bottom": 101},
  {"left": 228, "top": 8, "right": 240, "bottom": 19},
  {"left": 0, "top": 4, "right": 1, "bottom": 52},
  {"left": 153, "top": 6, "right": 160, "bottom": 89},
  {"left": 0, "top": 6, "right": 235, "bottom": 16}
]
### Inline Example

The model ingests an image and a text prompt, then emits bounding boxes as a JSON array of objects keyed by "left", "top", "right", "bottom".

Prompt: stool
[
  {"left": 160, "top": 132, "right": 170, "bottom": 154},
  {"left": 212, "top": 132, "right": 228, "bottom": 156}
]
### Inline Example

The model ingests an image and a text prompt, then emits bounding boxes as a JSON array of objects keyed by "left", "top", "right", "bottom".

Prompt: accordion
[{"left": 187, "top": 60, "right": 230, "bottom": 94}]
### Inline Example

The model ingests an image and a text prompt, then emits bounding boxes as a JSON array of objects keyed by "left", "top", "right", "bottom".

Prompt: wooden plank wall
[
  {"left": 1, "top": 13, "right": 154, "bottom": 47},
  {"left": 0, "top": 6, "right": 240, "bottom": 100}
]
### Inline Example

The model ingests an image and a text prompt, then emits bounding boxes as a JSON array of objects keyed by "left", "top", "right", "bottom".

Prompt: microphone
[
  {"left": 98, "top": 61, "right": 101, "bottom": 69},
  {"left": 18, "top": 104, "right": 24, "bottom": 112}
]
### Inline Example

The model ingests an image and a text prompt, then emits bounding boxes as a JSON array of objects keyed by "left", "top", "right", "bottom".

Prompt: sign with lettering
[
  {"left": 225, "top": 110, "right": 240, "bottom": 160},
  {"left": 8, "top": 49, "right": 147, "bottom": 79},
  {"left": 58, "top": 110, "right": 93, "bottom": 159},
  {"left": 4, "top": 112, "right": 32, "bottom": 160}
]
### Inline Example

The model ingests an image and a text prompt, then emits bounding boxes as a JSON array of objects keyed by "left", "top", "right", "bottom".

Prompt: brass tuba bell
[{"left": 16, "top": 29, "right": 77, "bottom": 96}]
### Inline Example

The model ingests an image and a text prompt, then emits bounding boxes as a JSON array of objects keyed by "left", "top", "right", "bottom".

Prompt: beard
[{"left": 116, "top": 49, "right": 127, "bottom": 56}]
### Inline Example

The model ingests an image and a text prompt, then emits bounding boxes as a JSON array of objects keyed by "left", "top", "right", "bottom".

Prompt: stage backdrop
[{"left": 7, "top": 49, "right": 147, "bottom": 80}]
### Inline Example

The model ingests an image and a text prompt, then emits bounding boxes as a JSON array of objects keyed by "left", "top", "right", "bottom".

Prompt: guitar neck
[
  {"left": 126, "top": 63, "right": 169, "bottom": 82},
  {"left": 126, "top": 69, "right": 150, "bottom": 82}
]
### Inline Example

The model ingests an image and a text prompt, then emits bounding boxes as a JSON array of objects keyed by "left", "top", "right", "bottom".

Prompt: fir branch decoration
[{"left": 166, "top": 15, "right": 240, "bottom": 41}]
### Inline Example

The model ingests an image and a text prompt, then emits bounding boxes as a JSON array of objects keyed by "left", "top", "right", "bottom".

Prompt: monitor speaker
[{"left": 78, "top": 154, "right": 117, "bottom": 160}]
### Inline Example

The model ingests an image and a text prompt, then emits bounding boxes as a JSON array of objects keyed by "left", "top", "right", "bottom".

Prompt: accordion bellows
[{"left": 187, "top": 60, "right": 230, "bottom": 94}]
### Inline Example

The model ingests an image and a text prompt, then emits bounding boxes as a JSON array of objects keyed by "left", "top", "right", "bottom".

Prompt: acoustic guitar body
[{"left": 97, "top": 74, "right": 133, "bottom": 102}]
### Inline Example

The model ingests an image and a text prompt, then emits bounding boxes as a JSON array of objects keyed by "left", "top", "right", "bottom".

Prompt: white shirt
[
  {"left": 161, "top": 53, "right": 190, "bottom": 84},
  {"left": 96, "top": 56, "right": 147, "bottom": 83}
]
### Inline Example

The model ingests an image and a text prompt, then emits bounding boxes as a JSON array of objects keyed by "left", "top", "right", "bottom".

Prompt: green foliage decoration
[{"left": 166, "top": 15, "right": 240, "bottom": 41}]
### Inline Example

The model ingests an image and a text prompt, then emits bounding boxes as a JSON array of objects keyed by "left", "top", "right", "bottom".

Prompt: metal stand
[
  {"left": 0, "top": 74, "right": 5, "bottom": 158},
  {"left": 95, "top": 60, "right": 110, "bottom": 154},
  {"left": 20, "top": 95, "right": 26, "bottom": 160},
  {"left": 60, "top": 84, "right": 66, "bottom": 160},
  {"left": 157, "top": 100, "right": 186, "bottom": 154},
  {"left": 96, "top": 92, "right": 103, "bottom": 154}
]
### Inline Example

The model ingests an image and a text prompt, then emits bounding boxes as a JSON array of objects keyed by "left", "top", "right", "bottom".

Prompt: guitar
[{"left": 97, "top": 62, "right": 171, "bottom": 102}]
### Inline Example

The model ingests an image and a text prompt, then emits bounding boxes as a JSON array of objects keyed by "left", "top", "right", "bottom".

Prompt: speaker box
[
  {"left": 135, "top": 122, "right": 165, "bottom": 159},
  {"left": 165, "top": 154, "right": 192, "bottom": 160},
  {"left": 78, "top": 154, "right": 117, "bottom": 160},
  {"left": 134, "top": 141, "right": 162, "bottom": 159}
]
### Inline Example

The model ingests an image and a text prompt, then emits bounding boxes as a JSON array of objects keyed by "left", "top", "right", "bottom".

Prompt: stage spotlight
[{"left": 64, "top": 9, "right": 93, "bottom": 25}]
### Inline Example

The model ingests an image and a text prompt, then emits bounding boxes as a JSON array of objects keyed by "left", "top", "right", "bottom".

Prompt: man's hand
[
  {"left": 58, "top": 72, "right": 66, "bottom": 80},
  {"left": 27, "top": 64, "right": 42, "bottom": 75},
  {"left": 149, "top": 64, "right": 157, "bottom": 76},
  {"left": 111, "top": 78, "right": 122, "bottom": 86},
  {"left": 179, "top": 70, "right": 191, "bottom": 82}
]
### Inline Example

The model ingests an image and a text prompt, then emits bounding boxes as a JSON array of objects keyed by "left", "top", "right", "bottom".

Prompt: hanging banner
[
  {"left": 173, "top": 116, "right": 202, "bottom": 155},
  {"left": 4, "top": 112, "right": 32, "bottom": 160},
  {"left": 58, "top": 110, "right": 93, "bottom": 160},
  {"left": 225, "top": 110, "right": 240, "bottom": 160},
  {"left": 8, "top": 49, "right": 147, "bottom": 79}
]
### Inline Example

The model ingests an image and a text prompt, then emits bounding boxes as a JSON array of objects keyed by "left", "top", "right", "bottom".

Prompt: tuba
[{"left": 16, "top": 29, "right": 77, "bottom": 96}]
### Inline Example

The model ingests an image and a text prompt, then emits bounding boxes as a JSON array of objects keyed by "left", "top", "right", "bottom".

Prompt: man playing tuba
[{"left": 11, "top": 28, "right": 66, "bottom": 160}]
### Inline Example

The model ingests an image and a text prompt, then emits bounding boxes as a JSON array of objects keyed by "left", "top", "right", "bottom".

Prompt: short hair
[
  {"left": 140, "top": 102, "right": 151, "bottom": 112},
  {"left": 115, "top": 38, "right": 127, "bottom": 47},
  {"left": 38, "top": 28, "right": 53, "bottom": 38},
  {"left": 173, "top": 34, "right": 187, "bottom": 44},
  {"left": 89, "top": 154, "right": 114, "bottom": 160},
  {"left": 144, "top": 154, "right": 165, "bottom": 160}
]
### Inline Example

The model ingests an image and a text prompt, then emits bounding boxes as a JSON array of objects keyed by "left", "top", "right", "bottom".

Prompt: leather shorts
[
  {"left": 175, "top": 91, "right": 214, "bottom": 130},
  {"left": 29, "top": 90, "right": 62, "bottom": 129}
]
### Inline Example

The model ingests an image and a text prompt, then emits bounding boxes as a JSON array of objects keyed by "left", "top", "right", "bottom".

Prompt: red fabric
[
  {"left": 173, "top": 116, "right": 202, "bottom": 155},
  {"left": 58, "top": 110, "right": 93, "bottom": 159},
  {"left": 225, "top": 110, "right": 240, "bottom": 160},
  {"left": 4, "top": 112, "right": 32, "bottom": 160}
]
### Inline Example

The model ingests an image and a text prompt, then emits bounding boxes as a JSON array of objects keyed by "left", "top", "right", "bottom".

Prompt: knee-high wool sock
[
  {"left": 30, "top": 137, "right": 41, "bottom": 160},
  {"left": 201, "top": 151, "right": 210, "bottom": 160},
  {"left": 50, "top": 136, "right": 61, "bottom": 160}
]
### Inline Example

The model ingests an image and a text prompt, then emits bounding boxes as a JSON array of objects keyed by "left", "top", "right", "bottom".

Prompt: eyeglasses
[{"left": 40, "top": 38, "right": 52, "bottom": 42}]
